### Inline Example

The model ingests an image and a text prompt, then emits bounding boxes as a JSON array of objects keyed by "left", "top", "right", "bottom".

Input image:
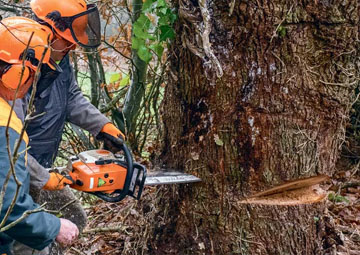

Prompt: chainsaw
[{"left": 56, "top": 143, "right": 201, "bottom": 203}]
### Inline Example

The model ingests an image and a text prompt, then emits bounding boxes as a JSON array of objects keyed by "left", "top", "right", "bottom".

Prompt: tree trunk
[
  {"left": 121, "top": 0, "right": 148, "bottom": 146},
  {"left": 151, "top": 1, "right": 359, "bottom": 254}
]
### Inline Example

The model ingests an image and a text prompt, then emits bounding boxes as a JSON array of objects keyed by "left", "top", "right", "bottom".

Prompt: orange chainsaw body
[{"left": 68, "top": 150, "right": 128, "bottom": 193}]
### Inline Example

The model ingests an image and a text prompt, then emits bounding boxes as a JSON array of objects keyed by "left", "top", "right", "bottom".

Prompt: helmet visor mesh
[{"left": 70, "top": 4, "right": 101, "bottom": 48}]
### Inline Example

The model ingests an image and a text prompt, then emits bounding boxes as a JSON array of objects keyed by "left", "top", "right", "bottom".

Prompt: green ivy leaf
[
  {"left": 133, "top": 25, "right": 150, "bottom": 40},
  {"left": 137, "top": 45, "right": 152, "bottom": 63},
  {"left": 157, "top": 0, "right": 166, "bottom": 7},
  {"left": 109, "top": 73, "right": 121, "bottom": 83},
  {"left": 149, "top": 43, "right": 164, "bottom": 58},
  {"left": 142, "top": 0, "right": 156, "bottom": 11},
  {"left": 133, "top": 14, "right": 155, "bottom": 40},
  {"left": 132, "top": 0, "right": 176, "bottom": 63},
  {"left": 159, "top": 25, "right": 175, "bottom": 41},
  {"left": 158, "top": 15, "right": 169, "bottom": 26},
  {"left": 159, "top": 7, "right": 168, "bottom": 15},
  {"left": 132, "top": 36, "right": 145, "bottom": 50},
  {"left": 169, "top": 12, "right": 177, "bottom": 23},
  {"left": 137, "top": 14, "right": 151, "bottom": 30},
  {"left": 120, "top": 74, "right": 130, "bottom": 86}
]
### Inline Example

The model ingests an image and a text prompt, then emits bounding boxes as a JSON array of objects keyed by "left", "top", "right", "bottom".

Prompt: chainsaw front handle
[
  {"left": 97, "top": 132, "right": 124, "bottom": 152},
  {"left": 92, "top": 143, "right": 134, "bottom": 203}
]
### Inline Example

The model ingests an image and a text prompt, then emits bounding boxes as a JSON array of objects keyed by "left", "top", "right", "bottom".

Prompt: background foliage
[{"left": 0, "top": 0, "right": 176, "bottom": 162}]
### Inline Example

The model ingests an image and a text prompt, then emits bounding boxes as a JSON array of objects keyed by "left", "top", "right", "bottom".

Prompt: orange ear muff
[{"left": 1, "top": 64, "right": 31, "bottom": 90}]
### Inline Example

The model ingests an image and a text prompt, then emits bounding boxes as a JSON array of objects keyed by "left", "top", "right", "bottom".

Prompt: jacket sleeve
[
  {"left": 10, "top": 98, "right": 51, "bottom": 189},
  {"left": 65, "top": 64, "right": 110, "bottom": 136},
  {"left": 26, "top": 154, "right": 50, "bottom": 189},
  {"left": 0, "top": 127, "right": 60, "bottom": 250}
]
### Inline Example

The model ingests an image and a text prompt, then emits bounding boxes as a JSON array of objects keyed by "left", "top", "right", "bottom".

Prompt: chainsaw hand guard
[{"left": 92, "top": 162, "right": 146, "bottom": 202}]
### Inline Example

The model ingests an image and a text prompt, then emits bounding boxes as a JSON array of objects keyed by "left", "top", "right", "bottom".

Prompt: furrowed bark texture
[{"left": 151, "top": 1, "right": 359, "bottom": 255}]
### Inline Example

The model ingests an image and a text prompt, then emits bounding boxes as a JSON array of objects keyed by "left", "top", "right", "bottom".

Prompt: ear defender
[{"left": 1, "top": 64, "right": 31, "bottom": 90}]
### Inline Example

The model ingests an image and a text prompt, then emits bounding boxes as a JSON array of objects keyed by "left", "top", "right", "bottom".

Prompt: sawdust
[
  {"left": 239, "top": 185, "right": 327, "bottom": 205},
  {"left": 239, "top": 175, "right": 329, "bottom": 206}
]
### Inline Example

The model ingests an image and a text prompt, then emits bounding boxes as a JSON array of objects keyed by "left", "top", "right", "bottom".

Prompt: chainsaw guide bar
[{"left": 144, "top": 171, "right": 201, "bottom": 186}]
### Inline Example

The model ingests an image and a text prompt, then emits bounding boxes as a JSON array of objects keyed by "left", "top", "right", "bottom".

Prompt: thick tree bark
[{"left": 151, "top": 1, "right": 359, "bottom": 254}]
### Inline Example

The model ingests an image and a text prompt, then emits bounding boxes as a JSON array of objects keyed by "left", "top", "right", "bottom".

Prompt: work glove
[
  {"left": 97, "top": 123, "right": 125, "bottom": 153},
  {"left": 56, "top": 218, "right": 79, "bottom": 246},
  {"left": 43, "top": 172, "right": 73, "bottom": 190}
]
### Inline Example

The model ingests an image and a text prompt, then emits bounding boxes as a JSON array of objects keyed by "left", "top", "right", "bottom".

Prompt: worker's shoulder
[{"left": 0, "top": 98, "right": 28, "bottom": 144}]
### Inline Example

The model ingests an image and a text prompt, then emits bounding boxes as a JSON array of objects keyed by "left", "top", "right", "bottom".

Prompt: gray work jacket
[{"left": 15, "top": 55, "right": 110, "bottom": 188}]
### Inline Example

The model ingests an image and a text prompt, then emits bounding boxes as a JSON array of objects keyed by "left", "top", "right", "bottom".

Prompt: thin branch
[
  {"left": 270, "top": 5, "right": 294, "bottom": 43},
  {"left": 82, "top": 225, "right": 127, "bottom": 234},
  {"left": 0, "top": 6, "right": 18, "bottom": 13},
  {"left": 342, "top": 182, "right": 360, "bottom": 189},
  {"left": 100, "top": 88, "right": 127, "bottom": 113},
  {"left": 25, "top": 111, "right": 46, "bottom": 122},
  {"left": 58, "top": 199, "right": 77, "bottom": 212},
  {"left": 0, "top": 0, "right": 31, "bottom": 10},
  {"left": 229, "top": 0, "right": 236, "bottom": 16},
  {"left": 70, "top": 247, "right": 86, "bottom": 255},
  {"left": 319, "top": 79, "right": 357, "bottom": 88},
  {"left": 0, "top": 204, "right": 48, "bottom": 232},
  {"left": 103, "top": 40, "right": 131, "bottom": 61},
  {"left": 43, "top": 199, "right": 78, "bottom": 215}
]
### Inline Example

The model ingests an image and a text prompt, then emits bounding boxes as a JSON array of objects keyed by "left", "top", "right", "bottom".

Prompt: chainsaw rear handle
[
  {"left": 64, "top": 174, "right": 85, "bottom": 187},
  {"left": 92, "top": 143, "right": 134, "bottom": 203}
]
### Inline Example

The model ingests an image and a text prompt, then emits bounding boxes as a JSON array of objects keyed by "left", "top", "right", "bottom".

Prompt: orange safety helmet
[
  {"left": 30, "top": 0, "right": 101, "bottom": 48},
  {"left": 0, "top": 17, "right": 54, "bottom": 91}
]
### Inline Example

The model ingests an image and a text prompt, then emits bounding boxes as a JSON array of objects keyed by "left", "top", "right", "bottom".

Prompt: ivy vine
[{"left": 132, "top": 0, "right": 177, "bottom": 63}]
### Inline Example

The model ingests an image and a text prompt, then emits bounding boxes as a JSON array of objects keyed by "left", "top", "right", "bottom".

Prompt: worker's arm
[
  {"left": 0, "top": 127, "right": 61, "bottom": 251},
  {"left": 27, "top": 154, "right": 50, "bottom": 189},
  {"left": 65, "top": 60, "right": 110, "bottom": 137},
  {"left": 64, "top": 58, "right": 126, "bottom": 153},
  {"left": 12, "top": 98, "right": 55, "bottom": 190},
  {"left": 26, "top": 155, "right": 72, "bottom": 191}
]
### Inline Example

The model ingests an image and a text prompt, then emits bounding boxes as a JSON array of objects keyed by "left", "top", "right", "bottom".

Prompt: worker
[
  {"left": 0, "top": 17, "right": 79, "bottom": 255},
  {"left": 12, "top": 0, "right": 125, "bottom": 254},
  {"left": 24, "top": 0, "right": 125, "bottom": 173}
]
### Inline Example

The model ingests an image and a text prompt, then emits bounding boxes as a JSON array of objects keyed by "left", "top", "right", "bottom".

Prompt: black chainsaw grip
[{"left": 93, "top": 143, "right": 134, "bottom": 203}]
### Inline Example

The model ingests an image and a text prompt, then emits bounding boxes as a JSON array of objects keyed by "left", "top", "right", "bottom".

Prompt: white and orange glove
[
  {"left": 97, "top": 123, "right": 126, "bottom": 153},
  {"left": 43, "top": 172, "right": 73, "bottom": 191}
]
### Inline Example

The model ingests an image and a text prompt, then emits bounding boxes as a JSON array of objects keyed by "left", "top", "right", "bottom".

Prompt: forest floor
[
  {"left": 324, "top": 160, "right": 360, "bottom": 255},
  {"left": 65, "top": 164, "right": 360, "bottom": 255}
]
